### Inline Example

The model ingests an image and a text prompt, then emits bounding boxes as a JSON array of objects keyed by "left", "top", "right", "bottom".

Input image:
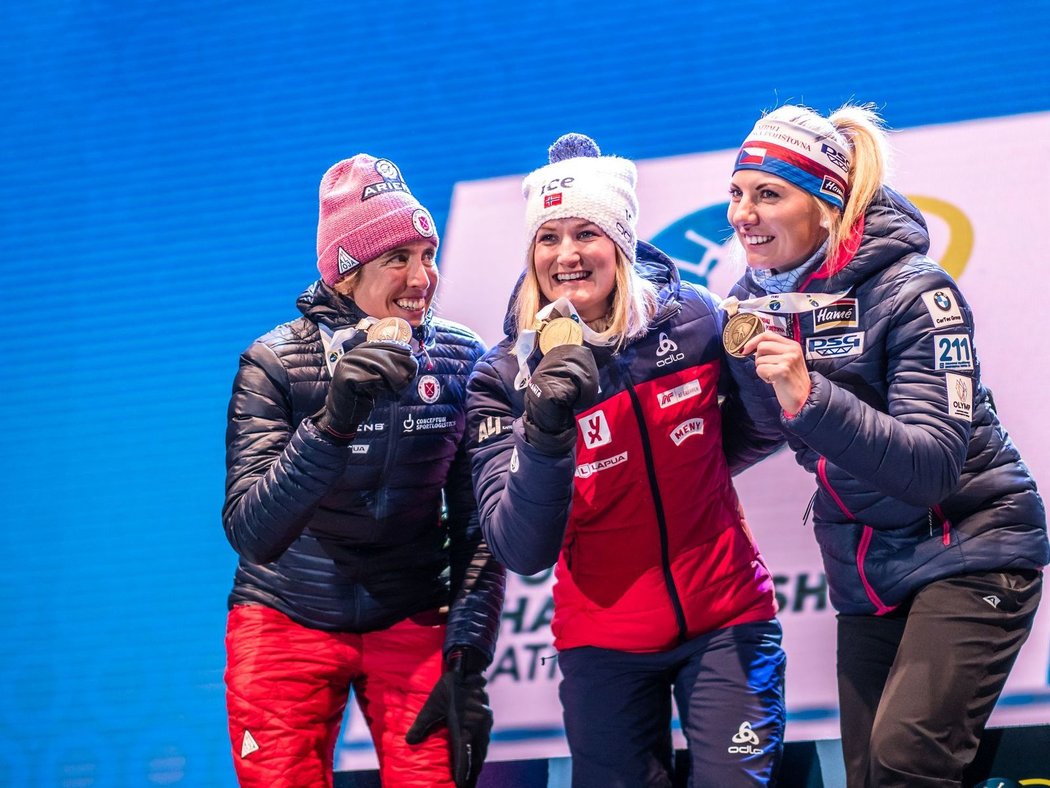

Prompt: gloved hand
[
  {"left": 315, "top": 342, "right": 419, "bottom": 443},
  {"left": 405, "top": 647, "right": 492, "bottom": 788},
  {"left": 523, "top": 344, "right": 599, "bottom": 455}
]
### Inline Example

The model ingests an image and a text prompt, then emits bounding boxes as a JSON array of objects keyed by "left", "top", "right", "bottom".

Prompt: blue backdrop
[{"left": 4, "top": 2, "right": 1049, "bottom": 784}]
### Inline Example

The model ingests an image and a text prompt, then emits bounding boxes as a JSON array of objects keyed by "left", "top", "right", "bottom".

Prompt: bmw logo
[{"left": 934, "top": 291, "right": 952, "bottom": 311}]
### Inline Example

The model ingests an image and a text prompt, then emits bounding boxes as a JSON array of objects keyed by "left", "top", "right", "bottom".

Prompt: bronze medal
[
  {"left": 723, "top": 312, "right": 764, "bottom": 358},
  {"left": 538, "top": 316, "right": 584, "bottom": 354},
  {"left": 366, "top": 316, "right": 413, "bottom": 346}
]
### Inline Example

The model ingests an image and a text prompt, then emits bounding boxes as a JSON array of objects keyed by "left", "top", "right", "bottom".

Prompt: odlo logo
[
  {"left": 727, "top": 721, "right": 762, "bottom": 755},
  {"left": 655, "top": 332, "right": 685, "bottom": 367}
]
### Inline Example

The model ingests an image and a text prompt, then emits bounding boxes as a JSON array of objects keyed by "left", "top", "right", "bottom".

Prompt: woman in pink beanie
[{"left": 222, "top": 154, "right": 505, "bottom": 787}]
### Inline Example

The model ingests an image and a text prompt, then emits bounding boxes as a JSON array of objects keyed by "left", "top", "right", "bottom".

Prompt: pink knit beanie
[{"left": 316, "top": 155, "right": 438, "bottom": 286}]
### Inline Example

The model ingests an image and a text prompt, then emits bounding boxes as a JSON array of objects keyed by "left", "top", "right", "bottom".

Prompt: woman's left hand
[{"left": 742, "top": 331, "right": 812, "bottom": 417}]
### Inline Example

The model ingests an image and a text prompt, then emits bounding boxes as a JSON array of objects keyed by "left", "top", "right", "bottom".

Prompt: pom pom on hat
[
  {"left": 522, "top": 133, "right": 638, "bottom": 263},
  {"left": 548, "top": 133, "right": 602, "bottom": 163},
  {"left": 316, "top": 154, "right": 438, "bottom": 287}
]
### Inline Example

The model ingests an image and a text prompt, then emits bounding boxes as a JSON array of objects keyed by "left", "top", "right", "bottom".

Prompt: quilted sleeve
[
  {"left": 222, "top": 340, "right": 348, "bottom": 564},
  {"left": 466, "top": 355, "right": 577, "bottom": 576},
  {"left": 783, "top": 268, "right": 972, "bottom": 507}
]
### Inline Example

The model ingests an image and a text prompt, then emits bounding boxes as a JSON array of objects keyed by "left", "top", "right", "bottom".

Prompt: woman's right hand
[
  {"left": 742, "top": 331, "right": 812, "bottom": 417},
  {"left": 316, "top": 342, "right": 418, "bottom": 442},
  {"left": 523, "top": 344, "right": 598, "bottom": 454}
]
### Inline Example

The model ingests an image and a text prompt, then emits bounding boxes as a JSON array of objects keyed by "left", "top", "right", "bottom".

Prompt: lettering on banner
[
  {"left": 491, "top": 569, "right": 559, "bottom": 684},
  {"left": 773, "top": 573, "right": 828, "bottom": 613}
]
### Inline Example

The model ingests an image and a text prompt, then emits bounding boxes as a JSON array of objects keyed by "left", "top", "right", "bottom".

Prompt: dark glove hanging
[
  {"left": 405, "top": 647, "right": 492, "bottom": 788},
  {"left": 314, "top": 342, "right": 419, "bottom": 443},
  {"left": 523, "top": 344, "right": 599, "bottom": 455}
]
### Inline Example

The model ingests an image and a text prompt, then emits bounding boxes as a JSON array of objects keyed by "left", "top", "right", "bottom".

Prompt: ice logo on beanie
[
  {"left": 361, "top": 159, "right": 412, "bottom": 201},
  {"left": 412, "top": 208, "right": 435, "bottom": 238}
]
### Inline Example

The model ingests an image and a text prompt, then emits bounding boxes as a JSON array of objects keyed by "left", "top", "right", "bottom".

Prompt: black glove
[
  {"left": 523, "top": 344, "right": 599, "bottom": 455},
  {"left": 405, "top": 647, "right": 492, "bottom": 788},
  {"left": 315, "top": 342, "right": 419, "bottom": 443}
]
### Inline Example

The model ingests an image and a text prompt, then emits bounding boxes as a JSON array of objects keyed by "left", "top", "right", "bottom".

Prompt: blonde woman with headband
[
  {"left": 466, "top": 134, "right": 786, "bottom": 786},
  {"left": 722, "top": 104, "right": 1048, "bottom": 787}
]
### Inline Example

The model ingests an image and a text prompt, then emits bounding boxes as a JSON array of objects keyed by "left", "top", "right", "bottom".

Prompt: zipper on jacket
[
  {"left": 816, "top": 457, "right": 896, "bottom": 616},
  {"left": 376, "top": 398, "right": 402, "bottom": 521},
  {"left": 622, "top": 370, "right": 690, "bottom": 644},
  {"left": 802, "top": 490, "right": 817, "bottom": 527},
  {"left": 931, "top": 504, "right": 952, "bottom": 546}
]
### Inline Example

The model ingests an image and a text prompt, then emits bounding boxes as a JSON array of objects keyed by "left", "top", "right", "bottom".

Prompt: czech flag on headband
[{"left": 737, "top": 147, "right": 766, "bottom": 166}]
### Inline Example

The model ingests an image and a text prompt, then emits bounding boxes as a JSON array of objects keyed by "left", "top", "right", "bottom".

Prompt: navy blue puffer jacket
[
  {"left": 223, "top": 280, "right": 505, "bottom": 660},
  {"left": 727, "top": 188, "right": 1048, "bottom": 615}
]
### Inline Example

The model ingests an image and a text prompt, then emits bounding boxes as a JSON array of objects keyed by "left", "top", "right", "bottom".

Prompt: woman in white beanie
[
  {"left": 222, "top": 154, "right": 505, "bottom": 788},
  {"left": 466, "top": 134, "right": 786, "bottom": 786}
]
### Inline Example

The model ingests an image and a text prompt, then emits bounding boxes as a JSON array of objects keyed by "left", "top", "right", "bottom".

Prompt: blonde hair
[
  {"left": 512, "top": 243, "right": 658, "bottom": 351},
  {"left": 331, "top": 269, "right": 362, "bottom": 297},
  {"left": 762, "top": 103, "right": 891, "bottom": 264}
]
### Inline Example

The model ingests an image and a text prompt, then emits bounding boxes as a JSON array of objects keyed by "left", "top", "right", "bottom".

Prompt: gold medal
[
  {"left": 538, "top": 316, "right": 584, "bottom": 354},
  {"left": 723, "top": 312, "right": 764, "bottom": 358},
  {"left": 366, "top": 316, "right": 413, "bottom": 346}
]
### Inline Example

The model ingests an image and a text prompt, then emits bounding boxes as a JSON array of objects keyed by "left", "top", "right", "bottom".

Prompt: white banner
[{"left": 338, "top": 112, "right": 1050, "bottom": 769}]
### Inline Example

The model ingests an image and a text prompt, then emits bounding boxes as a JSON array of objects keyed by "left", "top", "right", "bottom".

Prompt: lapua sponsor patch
[{"left": 575, "top": 451, "right": 628, "bottom": 478}]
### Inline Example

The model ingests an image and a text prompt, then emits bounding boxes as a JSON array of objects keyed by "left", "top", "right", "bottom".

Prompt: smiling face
[
  {"left": 338, "top": 239, "right": 438, "bottom": 325},
  {"left": 728, "top": 170, "right": 828, "bottom": 272},
  {"left": 532, "top": 217, "right": 618, "bottom": 322}
]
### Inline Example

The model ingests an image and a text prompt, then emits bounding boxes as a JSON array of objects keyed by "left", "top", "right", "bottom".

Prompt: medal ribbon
[
  {"left": 720, "top": 290, "right": 850, "bottom": 318},
  {"left": 513, "top": 297, "right": 612, "bottom": 390},
  {"left": 320, "top": 318, "right": 425, "bottom": 375}
]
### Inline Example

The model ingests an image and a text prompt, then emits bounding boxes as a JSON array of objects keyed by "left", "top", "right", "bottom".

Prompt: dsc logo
[{"left": 805, "top": 333, "right": 864, "bottom": 360}]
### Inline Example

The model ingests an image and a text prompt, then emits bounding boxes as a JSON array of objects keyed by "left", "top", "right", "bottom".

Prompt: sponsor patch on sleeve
[
  {"left": 921, "top": 289, "right": 964, "bottom": 328},
  {"left": 945, "top": 373, "right": 973, "bottom": 421},
  {"left": 933, "top": 333, "right": 974, "bottom": 372},
  {"left": 477, "top": 415, "right": 504, "bottom": 444},
  {"left": 805, "top": 332, "right": 864, "bottom": 360}
]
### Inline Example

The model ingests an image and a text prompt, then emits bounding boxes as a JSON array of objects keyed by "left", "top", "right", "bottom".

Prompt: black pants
[{"left": 836, "top": 569, "right": 1042, "bottom": 788}]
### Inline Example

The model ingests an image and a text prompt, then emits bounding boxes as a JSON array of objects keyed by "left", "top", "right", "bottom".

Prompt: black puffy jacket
[
  {"left": 223, "top": 280, "right": 504, "bottom": 660},
  {"left": 727, "top": 188, "right": 1048, "bottom": 615}
]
